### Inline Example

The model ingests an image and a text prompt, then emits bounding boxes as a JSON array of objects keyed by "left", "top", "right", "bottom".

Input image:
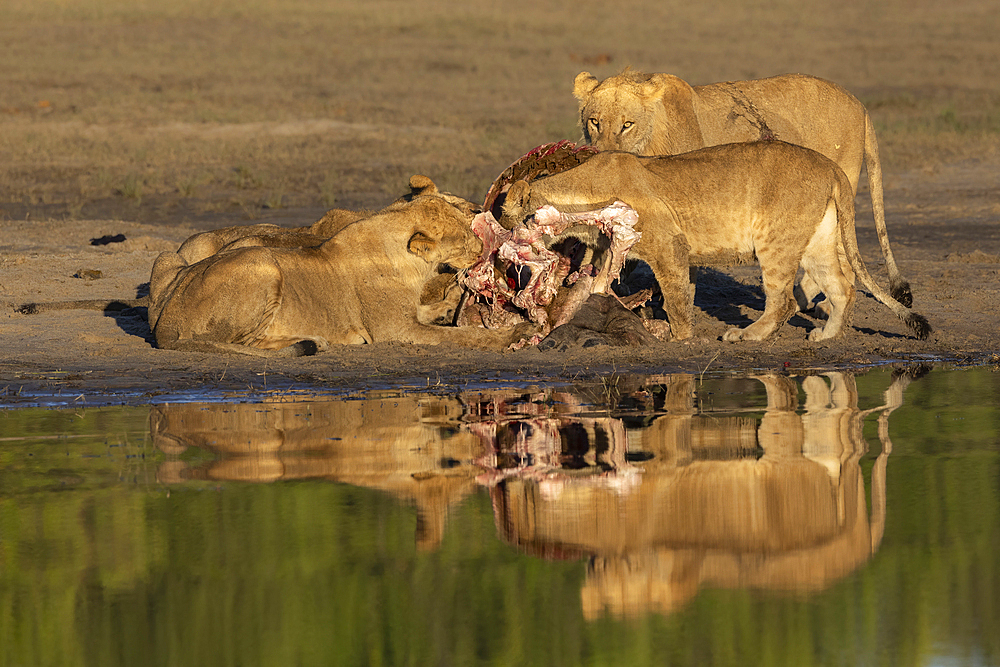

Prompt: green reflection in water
[{"left": 0, "top": 367, "right": 997, "bottom": 667}]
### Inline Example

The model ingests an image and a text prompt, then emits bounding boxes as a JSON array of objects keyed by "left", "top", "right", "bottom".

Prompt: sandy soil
[{"left": 2, "top": 151, "right": 998, "bottom": 405}]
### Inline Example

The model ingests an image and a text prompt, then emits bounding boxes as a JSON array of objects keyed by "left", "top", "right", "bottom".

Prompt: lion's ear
[
  {"left": 573, "top": 72, "right": 599, "bottom": 102},
  {"left": 408, "top": 174, "right": 439, "bottom": 197},
  {"left": 408, "top": 231, "right": 438, "bottom": 260}
]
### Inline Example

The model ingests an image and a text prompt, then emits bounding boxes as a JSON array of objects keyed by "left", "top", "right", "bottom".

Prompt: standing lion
[{"left": 573, "top": 69, "right": 911, "bottom": 309}]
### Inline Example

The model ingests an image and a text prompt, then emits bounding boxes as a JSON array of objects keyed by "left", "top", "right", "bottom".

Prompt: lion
[
  {"left": 148, "top": 192, "right": 531, "bottom": 357},
  {"left": 573, "top": 69, "right": 912, "bottom": 310},
  {"left": 499, "top": 141, "right": 931, "bottom": 343}
]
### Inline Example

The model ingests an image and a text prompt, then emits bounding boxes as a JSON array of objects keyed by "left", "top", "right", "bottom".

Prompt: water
[{"left": 1, "top": 366, "right": 998, "bottom": 667}]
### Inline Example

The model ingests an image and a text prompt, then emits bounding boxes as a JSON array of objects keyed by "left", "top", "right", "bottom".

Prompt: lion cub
[{"left": 499, "top": 141, "right": 929, "bottom": 343}]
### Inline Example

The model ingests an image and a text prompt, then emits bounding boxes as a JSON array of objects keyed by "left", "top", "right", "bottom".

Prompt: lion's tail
[
  {"left": 864, "top": 112, "right": 912, "bottom": 307},
  {"left": 159, "top": 339, "right": 320, "bottom": 357},
  {"left": 14, "top": 296, "right": 148, "bottom": 315},
  {"left": 837, "top": 176, "right": 931, "bottom": 340}
]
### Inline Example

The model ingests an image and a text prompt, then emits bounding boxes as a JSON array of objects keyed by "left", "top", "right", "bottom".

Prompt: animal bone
[
  {"left": 458, "top": 202, "right": 642, "bottom": 338},
  {"left": 531, "top": 202, "right": 641, "bottom": 294}
]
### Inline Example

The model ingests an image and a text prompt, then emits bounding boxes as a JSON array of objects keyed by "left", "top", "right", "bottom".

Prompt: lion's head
[
  {"left": 574, "top": 69, "right": 705, "bottom": 156},
  {"left": 402, "top": 194, "right": 484, "bottom": 271}
]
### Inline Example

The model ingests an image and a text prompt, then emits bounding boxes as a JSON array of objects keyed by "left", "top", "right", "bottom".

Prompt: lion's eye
[
  {"left": 588, "top": 118, "right": 600, "bottom": 132},
  {"left": 622, "top": 121, "right": 634, "bottom": 132}
]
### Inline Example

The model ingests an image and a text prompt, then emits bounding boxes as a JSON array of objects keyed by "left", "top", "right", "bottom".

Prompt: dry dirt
[{"left": 1, "top": 1, "right": 998, "bottom": 404}]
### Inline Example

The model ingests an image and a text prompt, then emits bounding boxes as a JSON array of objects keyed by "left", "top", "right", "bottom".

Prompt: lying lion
[
  {"left": 573, "top": 69, "right": 912, "bottom": 310},
  {"left": 499, "top": 141, "right": 931, "bottom": 343},
  {"left": 149, "top": 193, "right": 531, "bottom": 357},
  {"left": 149, "top": 190, "right": 523, "bottom": 356}
]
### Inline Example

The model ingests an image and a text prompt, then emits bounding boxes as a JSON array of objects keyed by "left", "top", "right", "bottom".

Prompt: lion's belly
[
  {"left": 687, "top": 248, "right": 757, "bottom": 266},
  {"left": 680, "top": 221, "right": 757, "bottom": 267}
]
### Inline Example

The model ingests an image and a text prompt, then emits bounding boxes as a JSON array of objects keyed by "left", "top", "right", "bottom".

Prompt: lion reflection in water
[
  {"left": 150, "top": 369, "right": 918, "bottom": 616},
  {"left": 150, "top": 394, "right": 483, "bottom": 551},
  {"left": 478, "top": 371, "right": 916, "bottom": 618}
]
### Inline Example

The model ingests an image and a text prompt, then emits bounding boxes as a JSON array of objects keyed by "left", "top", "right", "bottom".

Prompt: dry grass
[{"left": 1, "top": 0, "right": 997, "bottom": 223}]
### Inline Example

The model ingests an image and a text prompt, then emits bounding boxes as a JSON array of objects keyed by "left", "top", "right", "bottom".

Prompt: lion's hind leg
[
  {"left": 794, "top": 271, "right": 831, "bottom": 319},
  {"left": 153, "top": 248, "right": 303, "bottom": 354},
  {"left": 804, "top": 269, "right": 854, "bottom": 341},
  {"left": 801, "top": 203, "right": 856, "bottom": 341},
  {"left": 722, "top": 258, "right": 798, "bottom": 342}
]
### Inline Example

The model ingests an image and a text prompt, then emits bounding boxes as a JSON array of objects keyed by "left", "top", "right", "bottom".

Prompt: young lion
[
  {"left": 499, "top": 141, "right": 930, "bottom": 343},
  {"left": 149, "top": 194, "right": 531, "bottom": 356}
]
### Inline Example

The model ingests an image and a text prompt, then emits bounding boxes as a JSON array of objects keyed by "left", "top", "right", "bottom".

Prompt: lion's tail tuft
[{"left": 904, "top": 311, "right": 932, "bottom": 341}]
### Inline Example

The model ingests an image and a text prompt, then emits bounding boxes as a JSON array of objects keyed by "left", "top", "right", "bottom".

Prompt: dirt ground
[{"left": 1, "top": 1, "right": 998, "bottom": 404}]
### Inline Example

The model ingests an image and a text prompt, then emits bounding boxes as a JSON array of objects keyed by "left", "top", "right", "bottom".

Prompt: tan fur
[
  {"left": 573, "top": 69, "right": 911, "bottom": 308},
  {"left": 175, "top": 174, "right": 479, "bottom": 265},
  {"left": 500, "top": 142, "right": 930, "bottom": 342},
  {"left": 148, "top": 194, "right": 529, "bottom": 357}
]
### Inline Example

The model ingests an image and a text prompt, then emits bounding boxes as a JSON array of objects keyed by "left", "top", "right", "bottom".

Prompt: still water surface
[{"left": 1, "top": 366, "right": 998, "bottom": 666}]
